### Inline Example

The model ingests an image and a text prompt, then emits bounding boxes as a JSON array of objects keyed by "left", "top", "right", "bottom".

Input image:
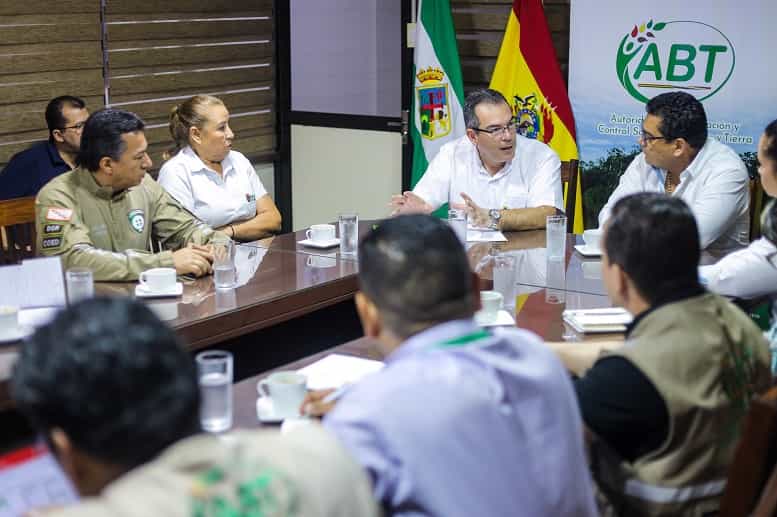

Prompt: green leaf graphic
[{"left": 654, "top": 22, "right": 666, "bottom": 31}]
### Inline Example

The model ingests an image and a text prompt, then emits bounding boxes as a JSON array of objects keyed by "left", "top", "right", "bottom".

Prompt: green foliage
[{"left": 581, "top": 146, "right": 640, "bottom": 228}]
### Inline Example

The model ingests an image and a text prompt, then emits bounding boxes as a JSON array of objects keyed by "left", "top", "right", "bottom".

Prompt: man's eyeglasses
[
  {"left": 60, "top": 121, "right": 86, "bottom": 132},
  {"left": 473, "top": 119, "right": 517, "bottom": 137},
  {"left": 640, "top": 128, "right": 671, "bottom": 144}
]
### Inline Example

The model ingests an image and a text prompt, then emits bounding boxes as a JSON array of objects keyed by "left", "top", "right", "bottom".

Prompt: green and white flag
[{"left": 410, "top": 0, "right": 465, "bottom": 188}]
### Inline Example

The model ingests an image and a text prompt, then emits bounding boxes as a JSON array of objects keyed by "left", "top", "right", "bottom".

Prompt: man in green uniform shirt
[{"left": 35, "top": 109, "right": 224, "bottom": 281}]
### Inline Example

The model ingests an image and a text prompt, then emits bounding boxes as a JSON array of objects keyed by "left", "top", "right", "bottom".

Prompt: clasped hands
[{"left": 389, "top": 191, "right": 491, "bottom": 228}]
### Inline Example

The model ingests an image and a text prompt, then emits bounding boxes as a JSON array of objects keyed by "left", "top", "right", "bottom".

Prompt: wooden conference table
[{"left": 0, "top": 224, "right": 615, "bottom": 414}]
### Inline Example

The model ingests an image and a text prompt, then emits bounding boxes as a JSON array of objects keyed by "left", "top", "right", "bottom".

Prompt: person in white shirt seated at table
[
  {"left": 701, "top": 119, "right": 777, "bottom": 341},
  {"left": 302, "top": 214, "right": 598, "bottom": 517},
  {"left": 598, "top": 91, "right": 749, "bottom": 255},
  {"left": 158, "top": 95, "right": 281, "bottom": 241},
  {"left": 390, "top": 88, "right": 563, "bottom": 231}
]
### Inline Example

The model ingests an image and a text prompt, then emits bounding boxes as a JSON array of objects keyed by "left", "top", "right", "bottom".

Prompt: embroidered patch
[
  {"left": 41, "top": 237, "right": 62, "bottom": 250},
  {"left": 46, "top": 207, "right": 73, "bottom": 222},
  {"left": 246, "top": 193, "right": 256, "bottom": 203},
  {"left": 42, "top": 223, "right": 63, "bottom": 236},
  {"left": 128, "top": 209, "right": 145, "bottom": 233}
]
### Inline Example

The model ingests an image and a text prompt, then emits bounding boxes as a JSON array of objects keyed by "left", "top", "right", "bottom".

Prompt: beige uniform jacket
[
  {"left": 48, "top": 426, "right": 382, "bottom": 517},
  {"left": 35, "top": 167, "right": 225, "bottom": 281}
]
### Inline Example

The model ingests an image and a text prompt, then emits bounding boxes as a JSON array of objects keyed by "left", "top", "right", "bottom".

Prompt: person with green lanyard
[{"left": 302, "top": 214, "right": 598, "bottom": 517}]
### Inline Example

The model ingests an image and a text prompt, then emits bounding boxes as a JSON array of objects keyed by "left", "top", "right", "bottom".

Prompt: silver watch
[{"left": 488, "top": 209, "right": 501, "bottom": 230}]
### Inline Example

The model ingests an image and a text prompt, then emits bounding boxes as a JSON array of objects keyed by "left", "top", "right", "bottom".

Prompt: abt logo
[{"left": 616, "top": 20, "right": 735, "bottom": 103}]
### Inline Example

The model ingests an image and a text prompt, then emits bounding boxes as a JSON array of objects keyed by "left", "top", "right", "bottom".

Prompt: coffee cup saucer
[
  {"left": 299, "top": 238, "right": 340, "bottom": 249},
  {"left": 574, "top": 244, "right": 602, "bottom": 257},
  {"left": 135, "top": 282, "right": 183, "bottom": 298},
  {"left": 475, "top": 309, "right": 515, "bottom": 327},
  {"left": 0, "top": 324, "right": 34, "bottom": 344}
]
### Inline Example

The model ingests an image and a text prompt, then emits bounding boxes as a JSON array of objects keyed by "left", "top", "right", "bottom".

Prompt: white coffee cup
[
  {"left": 0, "top": 305, "right": 20, "bottom": 336},
  {"left": 479, "top": 290, "right": 503, "bottom": 323},
  {"left": 257, "top": 371, "right": 308, "bottom": 419},
  {"left": 307, "top": 254, "right": 337, "bottom": 268},
  {"left": 583, "top": 229, "right": 603, "bottom": 251},
  {"left": 306, "top": 224, "right": 336, "bottom": 243},
  {"left": 139, "top": 267, "right": 177, "bottom": 292}
]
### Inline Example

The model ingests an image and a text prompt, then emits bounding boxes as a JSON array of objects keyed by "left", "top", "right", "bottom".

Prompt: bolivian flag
[{"left": 490, "top": 0, "right": 583, "bottom": 234}]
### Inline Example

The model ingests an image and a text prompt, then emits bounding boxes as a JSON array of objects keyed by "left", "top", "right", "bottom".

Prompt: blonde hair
[{"left": 163, "top": 95, "right": 225, "bottom": 161}]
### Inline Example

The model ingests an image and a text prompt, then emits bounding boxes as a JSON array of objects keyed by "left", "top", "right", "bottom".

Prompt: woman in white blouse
[
  {"left": 701, "top": 119, "right": 777, "bottom": 313},
  {"left": 158, "top": 95, "right": 281, "bottom": 240}
]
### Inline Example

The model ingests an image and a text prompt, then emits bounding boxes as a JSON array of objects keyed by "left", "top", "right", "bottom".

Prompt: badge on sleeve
[
  {"left": 46, "top": 207, "right": 73, "bottom": 222},
  {"left": 128, "top": 209, "right": 146, "bottom": 233},
  {"left": 246, "top": 193, "right": 256, "bottom": 203}
]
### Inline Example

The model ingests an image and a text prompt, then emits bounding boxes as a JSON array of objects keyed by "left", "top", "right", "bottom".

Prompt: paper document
[
  {"left": 0, "top": 257, "right": 66, "bottom": 308},
  {"left": 467, "top": 230, "right": 508, "bottom": 243},
  {"left": 0, "top": 445, "right": 77, "bottom": 517},
  {"left": 562, "top": 307, "right": 632, "bottom": 334},
  {"left": 297, "top": 353, "right": 384, "bottom": 390}
]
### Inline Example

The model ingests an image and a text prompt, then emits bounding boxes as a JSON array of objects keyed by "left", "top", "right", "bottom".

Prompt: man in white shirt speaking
[
  {"left": 391, "top": 88, "right": 563, "bottom": 231},
  {"left": 598, "top": 91, "right": 749, "bottom": 254}
]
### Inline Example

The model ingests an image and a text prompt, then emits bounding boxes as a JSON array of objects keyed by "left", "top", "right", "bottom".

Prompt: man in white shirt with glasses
[
  {"left": 598, "top": 91, "right": 749, "bottom": 254},
  {"left": 391, "top": 88, "right": 563, "bottom": 231}
]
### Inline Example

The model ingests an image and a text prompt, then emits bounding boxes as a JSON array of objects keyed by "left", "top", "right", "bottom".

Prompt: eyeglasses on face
[
  {"left": 473, "top": 119, "right": 518, "bottom": 137},
  {"left": 640, "top": 128, "right": 671, "bottom": 144},
  {"left": 60, "top": 121, "right": 86, "bottom": 132}
]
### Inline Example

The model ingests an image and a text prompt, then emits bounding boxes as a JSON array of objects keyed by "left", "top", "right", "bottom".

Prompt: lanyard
[{"left": 438, "top": 329, "right": 492, "bottom": 348}]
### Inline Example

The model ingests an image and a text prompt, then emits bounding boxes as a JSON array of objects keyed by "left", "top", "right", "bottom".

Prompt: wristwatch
[{"left": 488, "top": 209, "right": 501, "bottom": 230}]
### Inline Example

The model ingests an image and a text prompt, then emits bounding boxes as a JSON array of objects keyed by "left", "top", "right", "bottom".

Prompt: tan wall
[{"left": 290, "top": 125, "right": 401, "bottom": 231}]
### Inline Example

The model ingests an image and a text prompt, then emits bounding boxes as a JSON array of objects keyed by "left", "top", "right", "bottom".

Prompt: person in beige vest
[
  {"left": 570, "top": 193, "right": 771, "bottom": 516},
  {"left": 12, "top": 297, "right": 380, "bottom": 517},
  {"left": 35, "top": 108, "right": 226, "bottom": 281}
]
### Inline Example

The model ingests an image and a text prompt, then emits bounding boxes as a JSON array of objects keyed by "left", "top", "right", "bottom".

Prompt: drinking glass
[
  {"left": 493, "top": 254, "right": 517, "bottom": 310},
  {"left": 545, "top": 256, "right": 566, "bottom": 304},
  {"left": 212, "top": 237, "right": 237, "bottom": 289},
  {"left": 197, "top": 350, "right": 233, "bottom": 433},
  {"left": 546, "top": 215, "right": 567, "bottom": 261},
  {"left": 339, "top": 213, "right": 359, "bottom": 255},
  {"left": 448, "top": 209, "right": 467, "bottom": 244},
  {"left": 66, "top": 267, "right": 94, "bottom": 305}
]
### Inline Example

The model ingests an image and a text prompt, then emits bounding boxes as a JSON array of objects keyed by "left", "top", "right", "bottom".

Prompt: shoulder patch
[
  {"left": 42, "top": 223, "right": 63, "bottom": 236},
  {"left": 46, "top": 207, "right": 73, "bottom": 222},
  {"left": 128, "top": 209, "right": 145, "bottom": 233},
  {"left": 41, "top": 237, "right": 62, "bottom": 250}
]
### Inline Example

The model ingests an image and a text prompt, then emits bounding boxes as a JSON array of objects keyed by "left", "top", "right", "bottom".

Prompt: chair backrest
[
  {"left": 719, "top": 385, "right": 777, "bottom": 516},
  {"left": 0, "top": 196, "right": 36, "bottom": 265},
  {"left": 560, "top": 159, "right": 579, "bottom": 233},
  {"left": 750, "top": 177, "right": 765, "bottom": 241}
]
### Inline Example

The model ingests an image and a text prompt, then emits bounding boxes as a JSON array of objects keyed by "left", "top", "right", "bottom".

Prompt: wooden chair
[
  {"left": 0, "top": 196, "right": 36, "bottom": 265},
  {"left": 750, "top": 177, "right": 765, "bottom": 241},
  {"left": 560, "top": 159, "right": 579, "bottom": 233},
  {"left": 719, "top": 385, "right": 777, "bottom": 516}
]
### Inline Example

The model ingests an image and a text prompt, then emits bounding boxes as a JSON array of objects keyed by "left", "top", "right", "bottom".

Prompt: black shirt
[
  {"left": 574, "top": 283, "right": 705, "bottom": 462},
  {"left": 0, "top": 140, "right": 71, "bottom": 200}
]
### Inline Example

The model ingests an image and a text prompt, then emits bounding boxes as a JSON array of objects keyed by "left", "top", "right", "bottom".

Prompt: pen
[{"left": 321, "top": 384, "right": 350, "bottom": 404}]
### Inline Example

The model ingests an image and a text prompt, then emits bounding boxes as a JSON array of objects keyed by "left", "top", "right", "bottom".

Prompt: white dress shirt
[
  {"left": 700, "top": 237, "right": 777, "bottom": 318},
  {"left": 598, "top": 138, "right": 749, "bottom": 254},
  {"left": 413, "top": 134, "right": 563, "bottom": 212},
  {"left": 158, "top": 146, "right": 267, "bottom": 228}
]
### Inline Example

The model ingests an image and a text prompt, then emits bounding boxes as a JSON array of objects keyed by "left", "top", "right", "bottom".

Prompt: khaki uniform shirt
[
  {"left": 35, "top": 167, "right": 225, "bottom": 281},
  {"left": 48, "top": 426, "right": 381, "bottom": 517}
]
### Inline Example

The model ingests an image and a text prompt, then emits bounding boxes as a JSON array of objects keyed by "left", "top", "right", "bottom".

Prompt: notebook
[{"left": 562, "top": 307, "right": 632, "bottom": 333}]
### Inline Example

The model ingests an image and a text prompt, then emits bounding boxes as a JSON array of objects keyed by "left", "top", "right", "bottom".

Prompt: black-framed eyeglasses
[
  {"left": 60, "top": 121, "right": 86, "bottom": 132},
  {"left": 473, "top": 119, "right": 517, "bottom": 137},
  {"left": 640, "top": 128, "right": 671, "bottom": 144}
]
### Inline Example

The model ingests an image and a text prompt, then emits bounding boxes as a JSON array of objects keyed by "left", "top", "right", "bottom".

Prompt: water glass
[
  {"left": 212, "top": 237, "right": 237, "bottom": 289},
  {"left": 197, "top": 350, "right": 233, "bottom": 433},
  {"left": 546, "top": 215, "right": 567, "bottom": 261},
  {"left": 546, "top": 257, "right": 566, "bottom": 304},
  {"left": 66, "top": 267, "right": 94, "bottom": 305},
  {"left": 339, "top": 213, "right": 359, "bottom": 255},
  {"left": 493, "top": 254, "right": 517, "bottom": 310},
  {"left": 448, "top": 209, "right": 467, "bottom": 244}
]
